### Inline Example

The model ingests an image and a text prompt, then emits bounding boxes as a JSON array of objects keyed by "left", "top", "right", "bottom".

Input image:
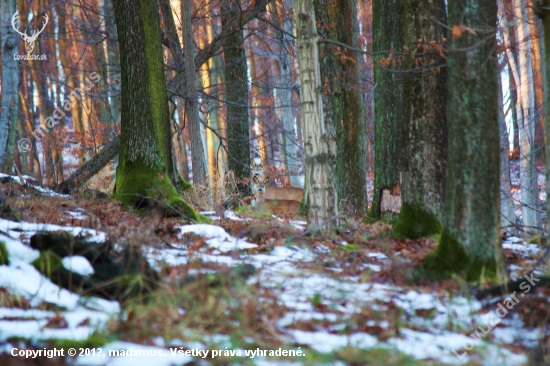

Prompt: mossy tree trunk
[
  {"left": 392, "top": 0, "right": 447, "bottom": 239},
  {"left": 367, "top": 0, "right": 403, "bottom": 221},
  {"left": 423, "top": 0, "right": 501, "bottom": 280},
  {"left": 295, "top": 0, "right": 339, "bottom": 233},
  {"left": 112, "top": 0, "right": 206, "bottom": 222},
  {"left": 221, "top": 1, "right": 250, "bottom": 181},
  {"left": 315, "top": 0, "right": 368, "bottom": 216}
]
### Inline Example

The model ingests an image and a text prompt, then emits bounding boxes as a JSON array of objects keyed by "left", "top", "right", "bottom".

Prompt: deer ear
[
  {"left": 250, "top": 159, "right": 256, "bottom": 167},
  {"left": 253, "top": 176, "right": 260, "bottom": 183},
  {"left": 260, "top": 161, "right": 265, "bottom": 168},
  {"left": 263, "top": 176, "right": 270, "bottom": 184}
]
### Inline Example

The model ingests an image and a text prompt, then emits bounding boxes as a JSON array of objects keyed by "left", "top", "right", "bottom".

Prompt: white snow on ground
[
  {"left": 223, "top": 210, "right": 251, "bottom": 221},
  {"left": 62, "top": 256, "right": 95, "bottom": 276},
  {"left": 0, "top": 208, "right": 543, "bottom": 365},
  {"left": 66, "top": 210, "right": 88, "bottom": 220},
  {"left": 0, "top": 218, "right": 106, "bottom": 243},
  {"left": 179, "top": 224, "right": 258, "bottom": 252},
  {"left": 0, "top": 173, "right": 70, "bottom": 198}
]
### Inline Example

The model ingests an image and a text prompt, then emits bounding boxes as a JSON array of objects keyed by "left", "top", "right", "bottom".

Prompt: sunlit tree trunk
[
  {"left": 528, "top": 4, "right": 546, "bottom": 160},
  {"left": 198, "top": 0, "right": 221, "bottom": 193},
  {"left": 498, "top": 76, "right": 517, "bottom": 235},
  {"left": 181, "top": 0, "right": 208, "bottom": 185},
  {"left": 295, "top": 0, "right": 338, "bottom": 233},
  {"left": 512, "top": 0, "right": 541, "bottom": 234},
  {"left": 19, "top": 68, "right": 41, "bottom": 178},
  {"left": 247, "top": 45, "right": 267, "bottom": 161},
  {"left": 423, "top": 0, "right": 501, "bottom": 280}
]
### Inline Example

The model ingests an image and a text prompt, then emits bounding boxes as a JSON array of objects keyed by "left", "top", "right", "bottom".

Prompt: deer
[
  {"left": 12, "top": 11, "right": 49, "bottom": 55},
  {"left": 250, "top": 175, "right": 270, "bottom": 208},
  {"left": 222, "top": 158, "right": 269, "bottom": 210},
  {"left": 250, "top": 158, "right": 264, "bottom": 180}
]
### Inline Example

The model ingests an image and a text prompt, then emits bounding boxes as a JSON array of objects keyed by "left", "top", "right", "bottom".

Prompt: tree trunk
[
  {"left": 512, "top": 0, "right": 541, "bottom": 234},
  {"left": 423, "top": 0, "right": 501, "bottom": 280},
  {"left": 392, "top": 0, "right": 447, "bottom": 239},
  {"left": 295, "top": 0, "right": 338, "bottom": 233},
  {"left": 0, "top": 0, "right": 19, "bottom": 172},
  {"left": 541, "top": 1, "right": 550, "bottom": 247},
  {"left": 528, "top": 4, "right": 546, "bottom": 160},
  {"left": 221, "top": 1, "right": 251, "bottom": 181},
  {"left": 315, "top": 0, "right": 368, "bottom": 216},
  {"left": 181, "top": 0, "right": 208, "bottom": 186},
  {"left": 111, "top": 0, "right": 205, "bottom": 221},
  {"left": 367, "top": 0, "right": 403, "bottom": 221},
  {"left": 273, "top": 0, "right": 300, "bottom": 187},
  {"left": 498, "top": 76, "right": 517, "bottom": 235}
]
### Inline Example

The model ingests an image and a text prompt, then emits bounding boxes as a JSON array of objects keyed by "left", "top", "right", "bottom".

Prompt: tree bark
[
  {"left": 423, "top": 0, "right": 502, "bottom": 280},
  {"left": 181, "top": 0, "right": 208, "bottom": 185},
  {"left": 392, "top": 0, "right": 447, "bottom": 239},
  {"left": 315, "top": 0, "right": 368, "bottom": 216},
  {"left": 527, "top": 4, "right": 546, "bottom": 160},
  {"left": 498, "top": 76, "right": 517, "bottom": 235},
  {"left": 538, "top": 1, "right": 550, "bottom": 247},
  {"left": 111, "top": 0, "right": 205, "bottom": 221},
  {"left": 295, "top": 0, "right": 338, "bottom": 233},
  {"left": 0, "top": 0, "right": 19, "bottom": 172},
  {"left": 512, "top": 0, "right": 541, "bottom": 234},
  {"left": 221, "top": 1, "right": 251, "bottom": 181},
  {"left": 274, "top": 0, "right": 300, "bottom": 187},
  {"left": 368, "top": 0, "right": 403, "bottom": 221}
]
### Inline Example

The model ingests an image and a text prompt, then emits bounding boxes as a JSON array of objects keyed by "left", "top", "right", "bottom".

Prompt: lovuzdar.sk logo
[{"left": 12, "top": 11, "right": 48, "bottom": 61}]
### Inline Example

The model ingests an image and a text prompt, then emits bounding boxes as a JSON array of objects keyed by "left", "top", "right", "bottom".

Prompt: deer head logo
[{"left": 12, "top": 11, "right": 48, "bottom": 55}]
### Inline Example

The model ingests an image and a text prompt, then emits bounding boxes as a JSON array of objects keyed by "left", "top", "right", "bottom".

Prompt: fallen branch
[{"left": 56, "top": 136, "right": 119, "bottom": 194}]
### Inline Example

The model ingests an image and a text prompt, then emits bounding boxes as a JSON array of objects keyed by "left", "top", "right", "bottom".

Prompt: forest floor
[{"left": 0, "top": 173, "right": 547, "bottom": 366}]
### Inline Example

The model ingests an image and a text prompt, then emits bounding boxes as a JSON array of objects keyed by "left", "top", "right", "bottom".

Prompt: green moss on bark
[
  {"left": 392, "top": 203, "right": 442, "bottom": 239},
  {"left": 422, "top": 230, "right": 497, "bottom": 282},
  {"left": 114, "top": 159, "right": 209, "bottom": 223},
  {"left": 176, "top": 175, "right": 193, "bottom": 191}
]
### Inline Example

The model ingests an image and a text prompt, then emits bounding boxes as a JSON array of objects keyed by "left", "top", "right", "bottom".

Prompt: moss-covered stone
[
  {"left": 32, "top": 250, "right": 63, "bottom": 280},
  {"left": 114, "top": 159, "right": 209, "bottom": 223},
  {"left": 421, "top": 229, "right": 497, "bottom": 282},
  {"left": 0, "top": 241, "right": 8, "bottom": 265},
  {"left": 392, "top": 203, "right": 442, "bottom": 239}
]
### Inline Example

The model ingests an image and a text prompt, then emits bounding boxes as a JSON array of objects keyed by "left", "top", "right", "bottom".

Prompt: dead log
[
  {"left": 30, "top": 230, "right": 159, "bottom": 302},
  {"left": 57, "top": 136, "right": 119, "bottom": 194}
]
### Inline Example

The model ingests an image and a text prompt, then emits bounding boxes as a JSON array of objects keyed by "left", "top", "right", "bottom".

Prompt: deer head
[
  {"left": 251, "top": 176, "right": 270, "bottom": 207},
  {"left": 12, "top": 11, "right": 48, "bottom": 54},
  {"left": 250, "top": 158, "right": 264, "bottom": 179}
]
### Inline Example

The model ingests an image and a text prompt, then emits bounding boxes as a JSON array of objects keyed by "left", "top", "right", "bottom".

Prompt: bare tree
[{"left": 295, "top": 0, "right": 338, "bottom": 233}]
